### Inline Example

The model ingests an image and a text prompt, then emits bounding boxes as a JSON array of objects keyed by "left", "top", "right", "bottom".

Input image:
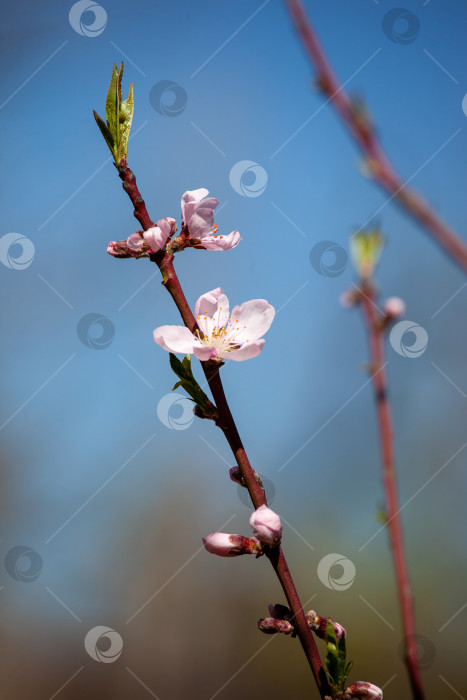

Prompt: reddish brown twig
[
  {"left": 116, "top": 161, "right": 332, "bottom": 698},
  {"left": 358, "top": 284, "right": 425, "bottom": 700},
  {"left": 284, "top": 0, "right": 467, "bottom": 272}
]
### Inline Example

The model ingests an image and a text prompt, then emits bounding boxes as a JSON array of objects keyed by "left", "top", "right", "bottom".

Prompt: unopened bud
[
  {"left": 383, "top": 296, "right": 405, "bottom": 320},
  {"left": 229, "top": 467, "right": 245, "bottom": 486},
  {"left": 339, "top": 288, "right": 361, "bottom": 309},
  {"left": 343, "top": 681, "right": 383, "bottom": 699},
  {"left": 258, "top": 617, "right": 294, "bottom": 635},
  {"left": 268, "top": 603, "right": 291, "bottom": 620},
  {"left": 249, "top": 505, "right": 282, "bottom": 546},
  {"left": 202, "top": 533, "right": 261, "bottom": 557},
  {"left": 306, "top": 610, "right": 346, "bottom": 640}
]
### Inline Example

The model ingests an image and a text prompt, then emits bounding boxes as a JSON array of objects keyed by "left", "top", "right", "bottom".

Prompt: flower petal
[
  {"left": 193, "top": 345, "right": 220, "bottom": 361},
  {"left": 181, "top": 188, "right": 209, "bottom": 223},
  {"left": 195, "top": 288, "right": 230, "bottom": 332},
  {"left": 188, "top": 203, "right": 218, "bottom": 237},
  {"left": 227, "top": 300, "right": 275, "bottom": 343},
  {"left": 222, "top": 339, "right": 265, "bottom": 361},
  {"left": 143, "top": 225, "right": 170, "bottom": 253},
  {"left": 126, "top": 232, "right": 145, "bottom": 251},
  {"left": 199, "top": 230, "right": 241, "bottom": 251},
  {"left": 153, "top": 325, "right": 198, "bottom": 354}
]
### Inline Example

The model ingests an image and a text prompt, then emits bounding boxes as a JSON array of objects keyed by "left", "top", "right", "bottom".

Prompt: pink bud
[
  {"left": 258, "top": 618, "right": 294, "bottom": 635},
  {"left": 339, "top": 288, "right": 360, "bottom": 309},
  {"left": 202, "top": 533, "right": 260, "bottom": 557},
  {"left": 383, "top": 296, "right": 405, "bottom": 319},
  {"left": 306, "top": 610, "right": 346, "bottom": 640},
  {"left": 249, "top": 505, "right": 282, "bottom": 546},
  {"left": 343, "top": 681, "right": 383, "bottom": 699}
]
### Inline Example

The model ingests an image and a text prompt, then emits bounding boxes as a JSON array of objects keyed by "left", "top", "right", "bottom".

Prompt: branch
[
  {"left": 284, "top": 0, "right": 467, "bottom": 272},
  {"left": 116, "top": 162, "right": 332, "bottom": 699},
  {"left": 357, "top": 283, "right": 425, "bottom": 700}
]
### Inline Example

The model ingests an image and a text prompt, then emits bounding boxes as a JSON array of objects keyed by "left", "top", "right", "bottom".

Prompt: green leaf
[
  {"left": 324, "top": 621, "right": 353, "bottom": 692},
  {"left": 118, "top": 82, "right": 134, "bottom": 163},
  {"left": 169, "top": 354, "right": 218, "bottom": 422},
  {"left": 350, "top": 227, "right": 385, "bottom": 280},
  {"left": 94, "top": 63, "right": 133, "bottom": 164},
  {"left": 93, "top": 110, "right": 114, "bottom": 152}
]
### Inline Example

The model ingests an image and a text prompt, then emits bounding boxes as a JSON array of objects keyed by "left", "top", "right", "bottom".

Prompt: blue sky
[{"left": 1, "top": 1, "right": 466, "bottom": 698}]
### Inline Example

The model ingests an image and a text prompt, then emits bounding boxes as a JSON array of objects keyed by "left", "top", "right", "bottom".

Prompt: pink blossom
[
  {"left": 249, "top": 505, "right": 282, "bottom": 546},
  {"left": 343, "top": 682, "right": 383, "bottom": 699},
  {"left": 107, "top": 218, "right": 176, "bottom": 258},
  {"left": 383, "top": 296, "right": 405, "bottom": 320},
  {"left": 143, "top": 217, "right": 177, "bottom": 252},
  {"left": 181, "top": 188, "right": 241, "bottom": 251},
  {"left": 258, "top": 618, "right": 294, "bottom": 635},
  {"left": 153, "top": 287, "right": 275, "bottom": 362},
  {"left": 202, "top": 533, "right": 260, "bottom": 557}
]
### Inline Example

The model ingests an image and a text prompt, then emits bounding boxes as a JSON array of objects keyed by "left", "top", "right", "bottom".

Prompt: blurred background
[{"left": 1, "top": 0, "right": 466, "bottom": 698}]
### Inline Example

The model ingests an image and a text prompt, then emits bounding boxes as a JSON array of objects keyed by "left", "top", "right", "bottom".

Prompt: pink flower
[
  {"left": 143, "top": 217, "right": 177, "bottom": 252},
  {"left": 383, "top": 296, "right": 405, "bottom": 320},
  {"left": 154, "top": 287, "right": 275, "bottom": 362},
  {"left": 181, "top": 188, "right": 241, "bottom": 251},
  {"left": 258, "top": 618, "right": 294, "bottom": 635},
  {"left": 107, "top": 218, "right": 176, "bottom": 258},
  {"left": 343, "top": 682, "right": 383, "bottom": 699},
  {"left": 249, "top": 505, "right": 282, "bottom": 546},
  {"left": 202, "top": 533, "right": 261, "bottom": 557}
]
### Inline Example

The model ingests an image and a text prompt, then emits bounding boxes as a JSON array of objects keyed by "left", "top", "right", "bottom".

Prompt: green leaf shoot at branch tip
[
  {"left": 93, "top": 62, "right": 134, "bottom": 165},
  {"left": 324, "top": 621, "right": 352, "bottom": 694},
  {"left": 169, "top": 354, "right": 218, "bottom": 422},
  {"left": 350, "top": 227, "right": 385, "bottom": 281}
]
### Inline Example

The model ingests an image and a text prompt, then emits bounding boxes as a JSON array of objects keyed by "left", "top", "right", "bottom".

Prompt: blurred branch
[
  {"left": 356, "top": 280, "right": 425, "bottom": 700},
  {"left": 116, "top": 162, "right": 332, "bottom": 699},
  {"left": 284, "top": 0, "right": 467, "bottom": 273}
]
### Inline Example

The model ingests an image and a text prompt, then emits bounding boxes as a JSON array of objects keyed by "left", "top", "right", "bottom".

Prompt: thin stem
[
  {"left": 284, "top": 0, "right": 467, "bottom": 273},
  {"left": 359, "top": 284, "right": 425, "bottom": 700},
  {"left": 116, "top": 162, "right": 332, "bottom": 698}
]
